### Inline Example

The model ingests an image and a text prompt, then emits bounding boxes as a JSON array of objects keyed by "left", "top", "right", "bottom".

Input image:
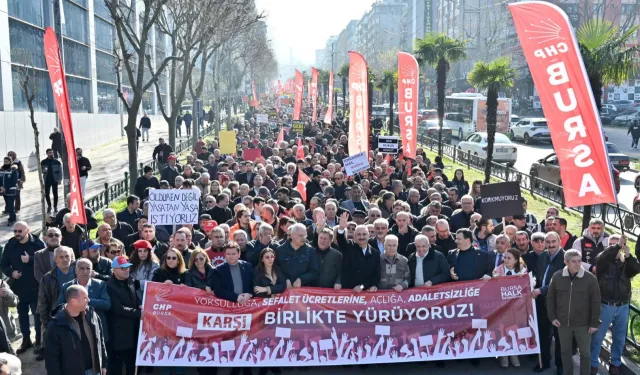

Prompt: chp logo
[
  {"left": 152, "top": 287, "right": 173, "bottom": 316},
  {"left": 198, "top": 313, "right": 252, "bottom": 331},
  {"left": 501, "top": 285, "right": 524, "bottom": 300}
]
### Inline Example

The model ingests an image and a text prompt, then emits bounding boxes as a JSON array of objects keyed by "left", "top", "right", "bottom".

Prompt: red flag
[
  {"left": 43, "top": 28, "right": 87, "bottom": 225},
  {"left": 276, "top": 97, "right": 281, "bottom": 113},
  {"left": 407, "top": 160, "right": 412, "bottom": 176},
  {"left": 276, "top": 128, "right": 284, "bottom": 146},
  {"left": 311, "top": 68, "right": 319, "bottom": 122},
  {"left": 293, "top": 70, "right": 303, "bottom": 120},
  {"left": 244, "top": 148, "right": 262, "bottom": 161},
  {"left": 509, "top": 3, "right": 616, "bottom": 207},
  {"left": 296, "top": 170, "right": 309, "bottom": 203},
  {"left": 384, "top": 154, "right": 392, "bottom": 165},
  {"left": 296, "top": 137, "right": 305, "bottom": 160},
  {"left": 324, "top": 70, "right": 334, "bottom": 125},
  {"left": 398, "top": 52, "right": 419, "bottom": 159},
  {"left": 278, "top": 79, "right": 282, "bottom": 95},
  {"left": 251, "top": 80, "right": 257, "bottom": 104},
  {"left": 348, "top": 51, "right": 369, "bottom": 156}
]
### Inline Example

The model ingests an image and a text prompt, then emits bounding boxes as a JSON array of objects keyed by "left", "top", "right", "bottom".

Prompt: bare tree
[
  {"left": 105, "top": 0, "right": 181, "bottom": 193},
  {"left": 12, "top": 51, "right": 47, "bottom": 230}
]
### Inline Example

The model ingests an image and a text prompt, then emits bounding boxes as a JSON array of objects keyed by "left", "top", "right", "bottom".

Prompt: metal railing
[
  {"left": 411, "top": 130, "right": 640, "bottom": 349},
  {"left": 83, "top": 124, "right": 216, "bottom": 213}
]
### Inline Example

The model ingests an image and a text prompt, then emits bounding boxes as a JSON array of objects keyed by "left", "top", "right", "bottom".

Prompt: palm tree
[
  {"left": 318, "top": 69, "right": 330, "bottom": 103},
  {"left": 467, "top": 57, "right": 516, "bottom": 183},
  {"left": 367, "top": 68, "right": 376, "bottom": 117},
  {"left": 338, "top": 63, "right": 349, "bottom": 114},
  {"left": 377, "top": 70, "right": 397, "bottom": 135},
  {"left": 576, "top": 18, "right": 640, "bottom": 230},
  {"left": 414, "top": 33, "right": 467, "bottom": 156}
]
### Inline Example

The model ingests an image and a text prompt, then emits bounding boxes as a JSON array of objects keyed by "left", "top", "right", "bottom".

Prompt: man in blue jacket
[
  {"left": 0, "top": 157, "right": 19, "bottom": 225},
  {"left": 58, "top": 258, "right": 111, "bottom": 344},
  {"left": 212, "top": 241, "right": 253, "bottom": 303}
]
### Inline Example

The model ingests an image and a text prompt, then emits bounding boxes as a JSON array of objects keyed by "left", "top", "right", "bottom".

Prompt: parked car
[
  {"left": 457, "top": 132, "right": 517, "bottom": 167},
  {"left": 530, "top": 152, "right": 621, "bottom": 193},
  {"left": 613, "top": 109, "right": 640, "bottom": 126},
  {"left": 599, "top": 108, "right": 615, "bottom": 125},
  {"left": 611, "top": 99, "right": 637, "bottom": 112},
  {"left": 607, "top": 142, "right": 630, "bottom": 171},
  {"left": 508, "top": 117, "right": 551, "bottom": 144},
  {"left": 418, "top": 120, "right": 452, "bottom": 143},
  {"left": 444, "top": 112, "right": 473, "bottom": 139},
  {"left": 510, "top": 115, "right": 521, "bottom": 128},
  {"left": 371, "top": 105, "right": 388, "bottom": 118},
  {"left": 602, "top": 103, "right": 618, "bottom": 112}
]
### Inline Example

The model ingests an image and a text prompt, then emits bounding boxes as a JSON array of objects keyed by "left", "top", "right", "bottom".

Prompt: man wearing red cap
[{"left": 160, "top": 154, "right": 182, "bottom": 188}]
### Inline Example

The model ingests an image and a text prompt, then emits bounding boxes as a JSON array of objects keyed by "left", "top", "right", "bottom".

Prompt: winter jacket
[
  {"left": 472, "top": 228, "right": 497, "bottom": 253},
  {"left": 160, "top": 165, "right": 182, "bottom": 187},
  {"left": 130, "top": 262, "right": 159, "bottom": 301},
  {"left": 450, "top": 210, "right": 475, "bottom": 232},
  {"left": 546, "top": 266, "right": 601, "bottom": 328},
  {"left": 378, "top": 254, "right": 410, "bottom": 290},
  {"left": 45, "top": 305, "right": 107, "bottom": 375},
  {"left": 0, "top": 234, "right": 45, "bottom": 299},
  {"left": 38, "top": 267, "right": 73, "bottom": 328},
  {"left": 595, "top": 244, "right": 640, "bottom": 305},
  {"left": 335, "top": 231, "right": 381, "bottom": 289},
  {"left": 389, "top": 225, "right": 419, "bottom": 258},
  {"left": 134, "top": 175, "right": 160, "bottom": 200},
  {"left": 243, "top": 239, "right": 280, "bottom": 267},
  {"left": 0, "top": 166, "right": 18, "bottom": 197},
  {"left": 152, "top": 143, "right": 173, "bottom": 165},
  {"left": 49, "top": 131, "right": 62, "bottom": 151},
  {"left": 253, "top": 267, "right": 287, "bottom": 297},
  {"left": 314, "top": 246, "right": 343, "bottom": 288},
  {"left": 572, "top": 229, "right": 609, "bottom": 272},
  {"left": 230, "top": 221, "right": 258, "bottom": 242},
  {"left": 87, "top": 256, "right": 112, "bottom": 282},
  {"left": 407, "top": 249, "right": 451, "bottom": 287},
  {"left": 54, "top": 206, "right": 98, "bottom": 230},
  {"left": 275, "top": 241, "right": 320, "bottom": 286},
  {"left": 152, "top": 267, "right": 187, "bottom": 285},
  {"left": 106, "top": 276, "right": 141, "bottom": 350},
  {"left": 185, "top": 265, "right": 214, "bottom": 290},
  {"left": 57, "top": 278, "right": 111, "bottom": 342},
  {"left": 41, "top": 157, "right": 63, "bottom": 183},
  {"left": 139, "top": 116, "right": 151, "bottom": 129}
]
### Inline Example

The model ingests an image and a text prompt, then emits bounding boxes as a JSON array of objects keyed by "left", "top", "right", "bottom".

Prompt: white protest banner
[
  {"left": 343, "top": 151, "right": 370, "bottom": 177},
  {"left": 256, "top": 114, "right": 269, "bottom": 124},
  {"left": 148, "top": 188, "right": 201, "bottom": 225},
  {"left": 377, "top": 135, "right": 399, "bottom": 154}
]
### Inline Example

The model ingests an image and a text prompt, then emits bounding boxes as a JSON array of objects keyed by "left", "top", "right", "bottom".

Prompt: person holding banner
[
  {"left": 211, "top": 241, "right": 254, "bottom": 303},
  {"left": 253, "top": 248, "right": 286, "bottom": 298},
  {"left": 275, "top": 223, "right": 319, "bottom": 288},
  {"left": 152, "top": 248, "right": 187, "bottom": 285},
  {"left": 336, "top": 212, "right": 380, "bottom": 292},
  {"left": 129, "top": 240, "right": 160, "bottom": 301}
]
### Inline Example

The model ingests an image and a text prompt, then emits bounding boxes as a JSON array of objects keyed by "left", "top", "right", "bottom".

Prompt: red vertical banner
[
  {"left": 43, "top": 28, "right": 87, "bottom": 224},
  {"left": 348, "top": 51, "right": 369, "bottom": 156},
  {"left": 293, "top": 70, "right": 303, "bottom": 121},
  {"left": 251, "top": 80, "right": 258, "bottom": 104},
  {"left": 397, "top": 52, "right": 419, "bottom": 159},
  {"left": 278, "top": 80, "right": 282, "bottom": 95},
  {"left": 324, "top": 70, "right": 334, "bottom": 124},
  {"left": 508, "top": 2, "right": 616, "bottom": 207},
  {"left": 311, "top": 68, "right": 319, "bottom": 122}
]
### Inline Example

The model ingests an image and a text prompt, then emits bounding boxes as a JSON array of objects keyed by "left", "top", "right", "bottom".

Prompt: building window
[
  {"left": 97, "top": 82, "right": 118, "bottom": 114},
  {"left": 64, "top": 40, "right": 90, "bottom": 78},
  {"left": 11, "top": 66, "right": 52, "bottom": 112},
  {"left": 622, "top": 4, "right": 635, "bottom": 14},
  {"left": 95, "top": 17, "right": 115, "bottom": 52},
  {"left": 8, "top": 0, "right": 43, "bottom": 27},
  {"left": 10, "top": 20, "right": 46, "bottom": 69},
  {"left": 95, "top": 0, "right": 111, "bottom": 20},
  {"left": 67, "top": 76, "right": 91, "bottom": 112},
  {"left": 96, "top": 51, "right": 117, "bottom": 84},
  {"left": 142, "top": 91, "right": 154, "bottom": 113},
  {"left": 62, "top": 0, "right": 88, "bottom": 44}
]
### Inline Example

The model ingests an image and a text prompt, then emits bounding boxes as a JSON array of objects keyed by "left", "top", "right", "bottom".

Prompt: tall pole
[
  {"left": 54, "top": 0, "right": 70, "bottom": 196},
  {"left": 331, "top": 43, "right": 335, "bottom": 116}
]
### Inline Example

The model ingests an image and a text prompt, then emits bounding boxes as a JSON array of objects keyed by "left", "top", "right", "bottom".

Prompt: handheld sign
[
  {"left": 148, "top": 189, "right": 201, "bottom": 225},
  {"left": 343, "top": 151, "right": 370, "bottom": 177},
  {"left": 256, "top": 114, "right": 269, "bottom": 124},
  {"left": 377, "top": 135, "right": 399, "bottom": 154},
  {"left": 292, "top": 120, "right": 305, "bottom": 134},
  {"left": 242, "top": 96, "right": 248, "bottom": 104},
  {"left": 480, "top": 182, "right": 523, "bottom": 219}
]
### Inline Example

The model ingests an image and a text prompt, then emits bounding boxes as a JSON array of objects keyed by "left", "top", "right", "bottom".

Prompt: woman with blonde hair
[
  {"left": 186, "top": 248, "right": 214, "bottom": 294},
  {"left": 152, "top": 248, "right": 187, "bottom": 285}
]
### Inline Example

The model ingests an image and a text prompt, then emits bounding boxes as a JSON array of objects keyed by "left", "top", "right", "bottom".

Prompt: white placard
[
  {"left": 517, "top": 327, "right": 532, "bottom": 339},
  {"left": 176, "top": 326, "right": 193, "bottom": 338},
  {"left": 472, "top": 319, "right": 488, "bottom": 329},
  {"left": 375, "top": 325, "right": 390, "bottom": 336},
  {"left": 419, "top": 335, "right": 433, "bottom": 346},
  {"left": 319, "top": 339, "right": 334, "bottom": 350},
  {"left": 148, "top": 188, "right": 201, "bottom": 225},
  {"left": 343, "top": 151, "right": 370, "bottom": 177},
  {"left": 275, "top": 327, "right": 291, "bottom": 338},
  {"left": 256, "top": 114, "right": 269, "bottom": 124}
]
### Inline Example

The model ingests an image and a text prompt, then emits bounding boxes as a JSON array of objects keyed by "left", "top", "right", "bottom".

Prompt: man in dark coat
[
  {"left": 275, "top": 223, "right": 319, "bottom": 287},
  {"left": 45, "top": 285, "right": 108, "bottom": 375},
  {"left": 335, "top": 212, "right": 380, "bottom": 292},
  {"left": 312, "top": 225, "right": 343, "bottom": 289},
  {"left": 49, "top": 128, "right": 62, "bottom": 158},
  {"left": 0, "top": 221, "right": 45, "bottom": 354},
  {"left": 407, "top": 235, "right": 450, "bottom": 287},
  {"left": 160, "top": 155, "right": 182, "bottom": 188},
  {"left": 305, "top": 171, "right": 323, "bottom": 206},
  {"left": 106, "top": 256, "right": 140, "bottom": 375},
  {"left": 211, "top": 242, "right": 254, "bottom": 302},
  {"left": 152, "top": 138, "right": 173, "bottom": 168}
]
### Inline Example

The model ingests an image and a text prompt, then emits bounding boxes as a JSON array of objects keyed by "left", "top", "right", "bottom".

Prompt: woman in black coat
[
  {"left": 185, "top": 249, "right": 214, "bottom": 293},
  {"left": 151, "top": 248, "right": 187, "bottom": 285},
  {"left": 253, "top": 248, "right": 286, "bottom": 298}
]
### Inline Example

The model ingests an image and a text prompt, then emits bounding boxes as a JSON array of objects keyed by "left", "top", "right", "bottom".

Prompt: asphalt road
[{"left": 451, "top": 124, "right": 640, "bottom": 212}]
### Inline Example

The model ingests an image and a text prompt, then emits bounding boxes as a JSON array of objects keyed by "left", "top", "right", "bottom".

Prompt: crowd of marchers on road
[{"left": 0, "top": 96, "right": 638, "bottom": 375}]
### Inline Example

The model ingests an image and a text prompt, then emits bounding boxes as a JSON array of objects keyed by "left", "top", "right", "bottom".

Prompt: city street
[{"left": 451, "top": 124, "right": 640, "bottom": 211}]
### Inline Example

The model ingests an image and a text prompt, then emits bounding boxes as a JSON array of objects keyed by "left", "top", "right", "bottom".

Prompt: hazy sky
[{"left": 255, "top": 0, "right": 376, "bottom": 67}]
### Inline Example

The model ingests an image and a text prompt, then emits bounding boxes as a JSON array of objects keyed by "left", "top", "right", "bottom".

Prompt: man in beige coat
[{"left": 547, "top": 249, "right": 601, "bottom": 375}]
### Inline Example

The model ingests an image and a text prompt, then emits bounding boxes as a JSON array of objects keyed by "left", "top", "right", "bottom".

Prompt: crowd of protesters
[{"left": 0, "top": 98, "right": 638, "bottom": 375}]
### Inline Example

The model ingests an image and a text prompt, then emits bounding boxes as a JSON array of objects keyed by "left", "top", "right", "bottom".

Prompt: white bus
[{"left": 444, "top": 93, "right": 513, "bottom": 140}]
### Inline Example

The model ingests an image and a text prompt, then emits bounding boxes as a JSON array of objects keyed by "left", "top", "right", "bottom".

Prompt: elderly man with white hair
[
  {"left": 336, "top": 212, "right": 381, "bottom": 293},
  {"left": 275, "top": 223, "right": 319, "bottom": 288},
  {"left": 408, "top": 234, "right": 450, "bottom": 287},
  {"left": 378, "top": 235, "right": 410, "bottom": 291},
  {"left": 101, "top": 208, "right": 134, "bottom": 246}
]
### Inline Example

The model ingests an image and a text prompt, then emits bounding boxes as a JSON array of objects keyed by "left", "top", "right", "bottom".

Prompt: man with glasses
[
  {"left": 102, "top": 209, "right": 134, "bottom": 247},
  {"left": 340, "top": 184, "right": 370, "bottom": 214},
  {"left": 37, "top": 246, "right": 75, "bottom": 362},
  {"left": 367, "top": 208, "right": 382, "bottom": 225},
  {"left": 332, "top": 172, "right": 347, "bottom": 201},
  {"left": 276, "top": 223, "right": 319, "bottom": 289},
  {"left": 107, "top": 256, "right": 141, "bottom": 375},
  {"left": 1, "top": 222, "right": 45, "bottom": 355},
  {"left": 244, "top": 224, "right": 277, "bottom": 267},
  {"left": 202, "top": 195, "right": 217, "bottom": 215},
  {"left": 34, "top": 228, "right": 62, "bottom": 283},
  {"left": 434, "top": 219, "right": 456, "bottom": 255},
  {"left": 82, "top": 242, "right": 112, "bottom": 282},
  {"left": 105, "top": 239, "right": 125, "bottom": 261},
  {"left": 450, "top": 195, "right": 476, "bottom": 232},
  {"left": 532, "top": 232, "right": 565, "bottom": 374}
]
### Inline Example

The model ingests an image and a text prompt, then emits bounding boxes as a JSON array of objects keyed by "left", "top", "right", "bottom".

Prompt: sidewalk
[{"left": 0, "top": 126, "right": 189, "bottom": 244}]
